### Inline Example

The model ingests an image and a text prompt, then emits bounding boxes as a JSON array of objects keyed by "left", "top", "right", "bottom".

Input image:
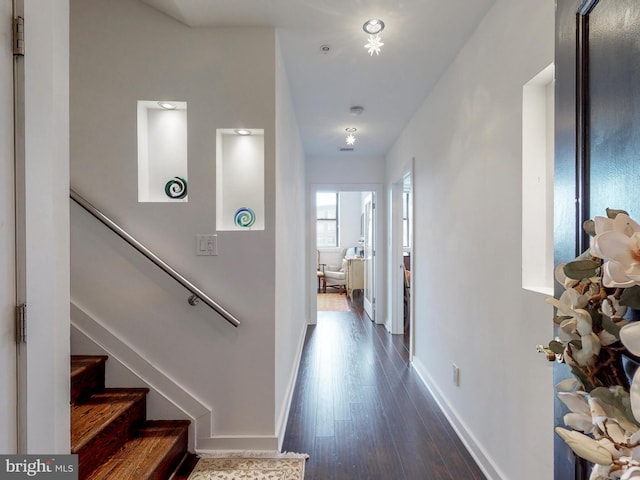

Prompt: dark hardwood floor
[{"left": 282, "top": 293, "right": 486, "bottom": 480}]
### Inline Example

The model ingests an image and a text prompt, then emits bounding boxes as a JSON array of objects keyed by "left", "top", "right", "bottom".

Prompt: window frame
[{"left": 316, "top": 192, "right": 339, "bottom": 247}]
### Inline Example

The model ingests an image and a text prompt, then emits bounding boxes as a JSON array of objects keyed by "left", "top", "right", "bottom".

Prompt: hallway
[{"left": 282, "top": 298, "right": 486, "bottom": 479}]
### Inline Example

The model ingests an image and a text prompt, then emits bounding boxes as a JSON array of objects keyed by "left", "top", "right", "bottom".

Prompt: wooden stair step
[
  {"left": 71, "top": 388, "right": 149, "bottom": 478},
  {"left": 86, "top": 420, "right": 190, "bottom": 480},
  {"left": 172, "top": 452, "right": 199, "bottom": 480},
  {"left": 70, "top": 355, "right": 108, "bottom": 405}
]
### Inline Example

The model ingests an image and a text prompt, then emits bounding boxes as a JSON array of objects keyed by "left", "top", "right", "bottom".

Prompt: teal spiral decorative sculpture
[
  {"left": 164, "top": 177, "right": 187, "bottom": 199},
  {"left": 234, "top": 207, "right": 256, "bottom": 228}
]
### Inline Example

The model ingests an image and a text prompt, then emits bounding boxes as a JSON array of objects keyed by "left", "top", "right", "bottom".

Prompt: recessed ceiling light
[
  {"left": 234, "top": 129, "right": 252, "bottom": 136},
  {"left": 346, "top": 134, "right": 356, "bottom": 146},
  {"left": 349, "top": 106, "right": 364, "bottom": 116},
  {"left": 320, "top": 45, "right": 331, "bottom": 54},
  {"left": 345, "top": 127, "right": 357, "bottom": 133},
  {"left": 158, "top": 101, "right": 177, "bottom": 110},
  {"left": 363, "top": 19, "right": 385, "bottom": 55},
  {"left": 363, "top": 19, "right": 385, "bottom": 35}
]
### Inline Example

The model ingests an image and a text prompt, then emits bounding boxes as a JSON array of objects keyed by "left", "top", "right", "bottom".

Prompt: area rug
[
  {"left": 188, "top": 452, "right": 308, "bottom": 480},
  {"left": 317, "top": 293, "right": 349, "bottom": 311}
]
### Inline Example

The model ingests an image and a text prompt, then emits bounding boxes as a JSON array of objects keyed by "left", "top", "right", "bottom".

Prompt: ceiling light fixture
[
  {"left": 363, "top": 19, "right": 385, "bottom": 35},
  {"left": 365, "top": 34, "right": 384, "bottom": 56},
  {"left": 363, "top": 19, "right": 385, "bottom": 56},
  {"left": 349, "top": 106, "right": 364, "bottom": 116},
  {"left": 346, "top": 134, "right": 356, "bottom": 146},
  {"left": 345, "top": 127, "right": 357, "bottom": 133},
  {"left": 158, "top": 101, "right": 177, "bottom": 110},
  {"left": 234, "top": 129, "right": 252, "bottom": 136}
]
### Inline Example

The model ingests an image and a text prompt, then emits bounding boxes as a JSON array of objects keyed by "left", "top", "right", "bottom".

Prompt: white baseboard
[
  {"left": 197, "top": 436, "right": 279, "bottom": 452},
  {"left": 275, "top": 324, "right": 307, "bottom": 451},
  {"left": 411, "top": 357, "right": 505, "bottom": 480},
  {"left": 70, "top": 301, "right": 213, "bottom": 448}
]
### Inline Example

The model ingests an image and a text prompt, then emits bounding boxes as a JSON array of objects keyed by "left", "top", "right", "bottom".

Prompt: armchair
[
  {"left": 317, "top": 248, "right": 347, "bottom": 294},
  {"left": 324, "top": 259, "right": 347, "bottom": 294}
]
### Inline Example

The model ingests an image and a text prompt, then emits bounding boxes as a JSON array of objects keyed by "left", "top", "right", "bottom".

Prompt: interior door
[
  {"left": 555, "top": 0, "right": 640, "bottom": 478},
  {"left": 0, "top": 0, "right": 18, "bottom": 453},
  {"left": 363, "top": 193, "right": 375, "bottom": 321}
]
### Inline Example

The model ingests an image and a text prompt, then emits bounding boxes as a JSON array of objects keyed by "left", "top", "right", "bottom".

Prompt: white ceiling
[{"left": 141, "top": 0, "right": 496, "bottom": 158}]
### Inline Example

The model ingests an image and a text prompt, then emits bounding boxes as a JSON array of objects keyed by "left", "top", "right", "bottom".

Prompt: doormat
[
  {"left": 188, "top": 452, "right": 308, "bottom": 480},
  {"left": 317, "top": 293, "right": 349, "bottom": 311}
]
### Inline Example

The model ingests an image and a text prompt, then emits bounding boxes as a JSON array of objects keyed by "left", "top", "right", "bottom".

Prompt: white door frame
[
  {"left": 362, "top": 193, "right": 375, "bottom": 321},
  {"left": 17, "top": 0, "right": 70, "bottom": 453},
  {"left": 1, "top": 0, "right": 18, "bottom": 454},
  {"left": 390, "top": 165, "right": 414, "bottom": 353},
  {"left": 307, "top": 183, "right": 384, "bottom": 325}
]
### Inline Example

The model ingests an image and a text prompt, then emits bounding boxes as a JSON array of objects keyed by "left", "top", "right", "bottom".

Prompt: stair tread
[
  {"left": 71, "top": 388, "right": 149, "bottom": 452},
  {"left": 70, "top": 355, "right": 108, "bottom": 405},
  {"left": 70, "top": 355, "right": 108, "bottom": 378},
  {"left": 86, "top": 420, "right": 190, "bottom": 480}
]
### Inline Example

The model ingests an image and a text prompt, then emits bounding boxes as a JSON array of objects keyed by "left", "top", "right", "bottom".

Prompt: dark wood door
[{"left": 555, "top": 0, "right": 640, "bottom": 478}]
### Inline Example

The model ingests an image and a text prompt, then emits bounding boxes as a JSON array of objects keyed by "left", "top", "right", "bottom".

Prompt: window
[{"left": 317, "top": 192, "right": 338, "bottom": 247}]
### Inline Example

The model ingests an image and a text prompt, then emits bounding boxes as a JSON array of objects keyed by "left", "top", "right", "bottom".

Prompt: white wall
[
  {"left": 23, "top": 0, "right": 70, "bottom": 453},
  {"left": 274, "top": 34, "right": 307, "bottom": 448},
  {"left": 70, "top": 0, "right": 279, "bottom": 448},
  {"left": 385, "top": 0, "right": 555, "bottom": 478},
  {"left": 307, "top": 155, "right": 385, "bottom": 185}
]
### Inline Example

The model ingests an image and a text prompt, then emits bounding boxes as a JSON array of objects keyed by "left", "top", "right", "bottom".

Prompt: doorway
[
  {"left": 391, "top": 171, "right": 413, "bottom": 353},
  {"left": 308, "top": 185, "right": 382, "bottom": 323}
]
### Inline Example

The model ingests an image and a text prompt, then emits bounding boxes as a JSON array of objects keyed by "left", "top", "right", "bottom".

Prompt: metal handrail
[{"left": 70, "top": 189, "right": 240, "bottom": 328}]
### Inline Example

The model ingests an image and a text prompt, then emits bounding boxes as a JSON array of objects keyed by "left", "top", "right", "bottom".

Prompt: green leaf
[
  {"left": 589, "top": 308, "right": 602, "bottom": 331},
  {"left": 583, "top": 219, "right": 596, "bottom": 237},
  {"left": 606, "top": 208, "right": 629, "bottom": 219},
  {"left": 570, "top": 367, "right": 594, "bottom": 392},
  {"left": 554, "top": 315, "right": 573, "bottom": 325},
  {"left": 549, "top": 340, "right": 565, "bottom": 355},
  {"left": 601, "top": 314, "right": 621, "bottom": 339},
  {"left": 619, "top": 285, "right": 640, "bottom": 309},
  {"left": 569, "top": 339, "right": 583, "bottom": 349},
  {"left": 589, "top": 387, "right": 640, "bottom": 430},
  {"left": 563, "top": 260, "right": 600, "bottom": 280}
]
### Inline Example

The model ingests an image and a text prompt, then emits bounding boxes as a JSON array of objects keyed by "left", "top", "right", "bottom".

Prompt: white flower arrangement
[{"left": 544, "top": 209, "right": 640, "bottom": 480}]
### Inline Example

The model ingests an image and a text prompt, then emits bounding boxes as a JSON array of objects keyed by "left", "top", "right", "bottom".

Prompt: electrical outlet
[{"left": 452, "top": 364, "right": 460, "bottom": 386}]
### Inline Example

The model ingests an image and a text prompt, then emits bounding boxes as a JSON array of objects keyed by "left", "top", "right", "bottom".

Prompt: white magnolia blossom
[
  {"left": 546, "top": 286, "right": 603, "bottom": 366},
  {"left": 592, "top": 214, "right": 640, "bottom": 288},
  {"left": 622, "top": 467, "right": 640, "bottom": 480},
  {"left": 590, "top": 464, "right": 612, "bottom": 480},
  {"left": 555, "top": 427, "right": 614, "bottom": 465},
  {"left": 550, "top": 211, "right": 640, "bottom": 479},
  {"left": 621, "top": 323, "right": 640, "bottom": 356}
]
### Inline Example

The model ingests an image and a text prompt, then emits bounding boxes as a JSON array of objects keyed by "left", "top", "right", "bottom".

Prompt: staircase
[{"left": 70, "top": 355, "right": 197, "bottom": 479}]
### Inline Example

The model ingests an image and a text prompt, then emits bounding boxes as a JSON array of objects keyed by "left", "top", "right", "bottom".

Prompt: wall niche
[
  {"left": 137, "top": 100, "right": 188, "bottom": 203},
  {"left": 216, "top": 129, "right": 265, "bottom": 231}
]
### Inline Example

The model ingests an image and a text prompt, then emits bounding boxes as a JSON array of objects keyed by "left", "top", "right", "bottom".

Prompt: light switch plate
[{"left": 196, "top": 234, "right": 217, "bottom": 256}]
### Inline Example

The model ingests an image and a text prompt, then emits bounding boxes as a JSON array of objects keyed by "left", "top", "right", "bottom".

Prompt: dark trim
[
  {"left": 575, "top": 12, "right": 591, "bottom": 255},
  {"left": 575, "top": 3, "right": 599, "bottom": 474}
]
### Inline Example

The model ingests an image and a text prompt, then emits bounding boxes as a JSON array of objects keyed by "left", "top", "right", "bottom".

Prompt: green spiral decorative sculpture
[
  {"left": 164, "top": 177, "right": 187, "bottom": 199},
  {"left": 234, "top": 207, "right": 256, "bottom": 228}
]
